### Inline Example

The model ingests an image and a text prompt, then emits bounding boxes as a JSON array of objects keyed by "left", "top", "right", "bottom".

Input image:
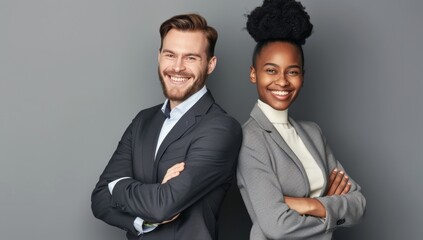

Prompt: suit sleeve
[
  {"left": 110, "top": 115, "right": 242, "bottom": 223},
  {"left": 237, "top": 130, "right": 329, "bottom": 239},
  {"left": 91, "top": 120, "right": 138, "bottom": 235},
  {"left": 237, "top": 122, "right": 366, "bottom": 239},
  {"left": 314, "top": 124, "right": 366, "bottom": 230}
]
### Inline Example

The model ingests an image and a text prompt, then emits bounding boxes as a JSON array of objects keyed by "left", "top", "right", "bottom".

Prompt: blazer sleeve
[
  {"left": 237, "top": 131, "right": 329, "bottom": 239},
  {"left": 314, "top": 124, "right": 366, "bottom": 230},
  {"left": 237, "top": 121, "right": 366, "bottom": 239},
  {"left": 110, "top": 115, "right": 242, "bottom": 223},
  {"left": 91, "top": 119, "right": 139, "bottom": 235}
]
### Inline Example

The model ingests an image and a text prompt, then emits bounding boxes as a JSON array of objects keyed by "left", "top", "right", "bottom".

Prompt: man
[{"left": 91, "top": 13, "right": 242, "bottom": 240}]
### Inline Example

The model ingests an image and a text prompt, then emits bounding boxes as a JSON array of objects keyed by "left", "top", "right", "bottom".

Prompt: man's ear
[
  {"left": 207, "top": 56, "right": 217, "bottom": 75},
  {"left": 250, "top": 65, "right": 257, "bottom": 84}
]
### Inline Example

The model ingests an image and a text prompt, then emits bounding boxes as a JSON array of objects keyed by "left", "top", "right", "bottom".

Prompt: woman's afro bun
[{"left": 246, "top": 0, "right": 313, "bottom": 45}]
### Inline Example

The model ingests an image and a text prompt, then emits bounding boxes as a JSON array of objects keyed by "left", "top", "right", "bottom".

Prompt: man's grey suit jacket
[{"left": 92, "top": 91, "right": 242, "bottom": 240}]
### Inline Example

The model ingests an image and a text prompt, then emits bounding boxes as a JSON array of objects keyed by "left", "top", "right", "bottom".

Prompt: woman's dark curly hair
[{"left": 247, "top": 0, "right": 313, "bottom": 68}]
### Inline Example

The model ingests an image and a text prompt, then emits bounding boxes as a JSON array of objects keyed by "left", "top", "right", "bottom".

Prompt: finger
[
  {"left": 167, "top": 162, "right": 185, "bottom": 173},
  {"left": 176, "top": 162, "right": 185, "bottom": 171},
  {"left": 161, "top": 213, "right": 180, "bottom": 224},
  {"left": 328, "top": 168, "right": 338, "bottom": 186},
  {"left": 162, "top": 171, "right": 181, "bottom": 184},
  {"left": 171, "top": 213, "right": 180, "bottom": 221},
  {"left": 174, "top": 162, "right": 185, "bottom": 171},
  {"left": 327, "top": 168, "right": 339, "bottom": 193},
  {"left": 327, "top": 171, "right": 344, "bottom": 195},
  {"left": 163, "top": 163, "right": 185, "bottom": 184},
  {"left": 342, "top": 182, "right": 351, "bottom": 195},
  {"left": 162, "top": 175, "right": 170, "bottom": 184},
  {"left": 165, "top": 163, "right": 185, "bottom": 177},
  {"left": 162, "top": 173, "right": 175, "bottom": 184},
  {"left": 327, "top": 171, "right": 342, "bottom": 194},
  {"left": 334, "top": 175, "right": 349, "bottom": 195}
]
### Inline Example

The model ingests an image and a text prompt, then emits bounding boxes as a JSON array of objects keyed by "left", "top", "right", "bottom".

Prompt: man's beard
[{"left": 158, "top": 67, "right": 208, "bottom": 102}]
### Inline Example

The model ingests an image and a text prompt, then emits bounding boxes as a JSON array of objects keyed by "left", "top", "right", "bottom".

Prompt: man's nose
[{"left": 172, "top": 57, "right": 185, "bottom": 72}]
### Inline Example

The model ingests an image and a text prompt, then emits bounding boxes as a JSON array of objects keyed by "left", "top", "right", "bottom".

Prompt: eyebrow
[
  {"left": 161, "top": 49, "right": 202, "bottom": 59},
  {"left": 264, "top": 63, "right": 301, "bottom": 69}
]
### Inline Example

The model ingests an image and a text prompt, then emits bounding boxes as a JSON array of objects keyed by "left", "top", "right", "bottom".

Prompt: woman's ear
[{"left": 250, "top": 65, "right": 257, "bottom": 84}]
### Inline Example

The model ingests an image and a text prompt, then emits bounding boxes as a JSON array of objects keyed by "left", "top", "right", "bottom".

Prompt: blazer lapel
[
  {"left": 250, "top": 105, "right": 309, "bottom": 181},
  {"left": 290, "top": 118, "right": 328, "bottom": 189},
  {"left": 153, "top": 91, "right": 215, "bottom": 180},
  {"left": 137, "top": 107, "right": 167, "bottom": 183}
]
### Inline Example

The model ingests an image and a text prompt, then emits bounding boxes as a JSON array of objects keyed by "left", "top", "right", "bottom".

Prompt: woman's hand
[
  {"left": 326, "top": 168, "right": 351, "bottom": 196},
  {"left": 283, "top": 168, "right": 351, "bottom": 218},
  {"left": 284, "top": 197, "right": 326, "bottom": 218}
]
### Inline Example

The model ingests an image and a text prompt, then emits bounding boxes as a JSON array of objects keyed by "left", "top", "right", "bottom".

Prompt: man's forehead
[{"left": 162, "top": 29, "right": 208, "bottom": 54}]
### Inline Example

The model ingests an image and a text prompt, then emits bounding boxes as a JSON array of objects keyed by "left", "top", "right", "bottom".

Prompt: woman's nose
[{"left": 274, "top": 74, "right": 289, "bottom": 86}]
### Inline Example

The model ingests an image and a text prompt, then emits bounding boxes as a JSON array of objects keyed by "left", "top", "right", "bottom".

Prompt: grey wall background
[{"left": 1, "top": 0, "right": 422, "bottom": 239}]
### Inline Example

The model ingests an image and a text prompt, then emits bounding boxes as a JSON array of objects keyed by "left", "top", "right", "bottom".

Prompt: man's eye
[{"left": 186, "top": 56, "right": 197, "bottom": 61}]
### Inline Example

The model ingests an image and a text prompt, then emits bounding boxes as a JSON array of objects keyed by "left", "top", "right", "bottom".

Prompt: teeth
[
  {"left": 170, "top": 76, "right": 189, "bottom": 82},
  {"left": 271, "top": 90, "right": 289, "bottom": 96}
]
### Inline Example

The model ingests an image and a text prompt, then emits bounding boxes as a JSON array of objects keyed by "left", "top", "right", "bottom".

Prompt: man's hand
[
  {"left": 162, "top": 162, "right": 185, "bottom": 184},
  {"left": 145, "top": 213, "right": 181, "bottom": 226},
  {"left": 159, "top": 213, "right": 180, "bottom": 224},
  {"left": 147, "top": 163, "right": 186, "bottom": 225},
  {"left": 326, "top": 168, "right": 351, "bottom": 196}
]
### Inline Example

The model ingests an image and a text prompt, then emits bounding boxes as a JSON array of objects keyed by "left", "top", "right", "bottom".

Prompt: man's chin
[
  {"left": 165, "top": 92, "right": 188, "bottom": 102},
  {"left": 163, "top": 83, "right": 203, "bottom": 103}
]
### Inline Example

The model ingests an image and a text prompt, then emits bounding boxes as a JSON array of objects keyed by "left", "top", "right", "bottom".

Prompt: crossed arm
[
  {"left": 155, "top": 162, "right": 186, "bottom": 224},
  {"left": 237, "top": 129, "right": 366, "bottom": 239},
  {"left": 92, "top": 114, "right": 242, "bottom": 236},
  {"left": 284, "top": 168, "right": 351, "bottom": 218},
  {"left": 163, "top": 156, "right": 349, "bottom": 222}
]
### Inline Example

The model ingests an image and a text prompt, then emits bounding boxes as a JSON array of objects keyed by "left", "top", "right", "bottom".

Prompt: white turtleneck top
[{"left": 257, "top": 100, "right": 324, "bottom": 197}]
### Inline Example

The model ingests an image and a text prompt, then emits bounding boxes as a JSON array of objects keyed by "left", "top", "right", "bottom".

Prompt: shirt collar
[
  {"left": 161, "top": 86, "right": 207, "bottom": 119},
  {"left": 257, "top": 99, "right": 289, "bottom": 124}
]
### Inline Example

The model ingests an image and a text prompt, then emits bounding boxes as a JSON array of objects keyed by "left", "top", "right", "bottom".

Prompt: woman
[{"left": 237, "top": 0, "right": 366, "bottom": 239}]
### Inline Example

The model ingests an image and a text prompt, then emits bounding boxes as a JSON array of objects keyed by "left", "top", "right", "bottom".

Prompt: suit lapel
[
  {"left": 290, "top": 118, "right": 328, "bottom": 188},
  {"left": 138, "top": 108, "right": 167, "bottom": 183},
  {"left": 152, "top": 91, "right": 215, "bottom": 180},
  {"left": 250, "top": 105, "right": 309, "bottom": 181}
]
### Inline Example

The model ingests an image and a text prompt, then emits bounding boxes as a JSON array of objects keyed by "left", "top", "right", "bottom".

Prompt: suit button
[{"left": 336, "top": 218, "right": 346, "bottom": 225}]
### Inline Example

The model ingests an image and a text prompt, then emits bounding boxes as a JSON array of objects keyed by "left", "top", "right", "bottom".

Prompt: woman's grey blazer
[{"left": 237, "top": 105, "right": 366, "bottom": 240}]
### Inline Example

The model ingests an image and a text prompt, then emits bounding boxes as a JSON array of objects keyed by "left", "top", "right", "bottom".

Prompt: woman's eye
[
  {"left": 287, "top": 70, "right": 300, "bottom": 76},
  {"left": 266, "top": 69, "right": 277, "bottom": 74}
]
